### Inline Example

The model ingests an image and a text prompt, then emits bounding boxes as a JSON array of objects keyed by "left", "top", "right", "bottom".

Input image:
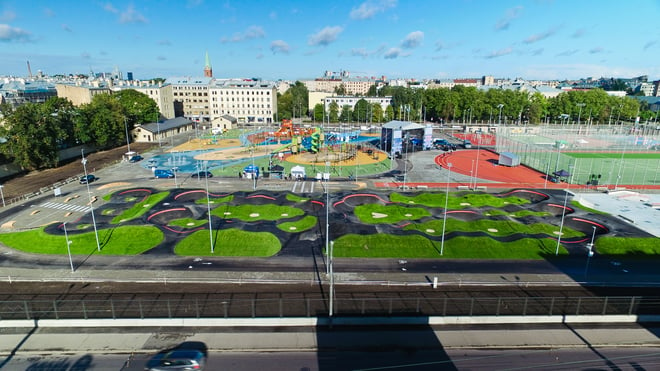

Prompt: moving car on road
[
  {"left": 191, "top": 170, "right": 213, "bottom": 178},
  {"left": 146, "top": 349, "right": 206, "bottom": 370},
  {"left": 79, "top": 174, "right": 96, "bottom": 184}
]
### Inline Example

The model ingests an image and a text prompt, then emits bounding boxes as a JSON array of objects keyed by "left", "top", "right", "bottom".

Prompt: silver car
[{"left": 146, "top": 349, "right": 206, "bottom": 370}]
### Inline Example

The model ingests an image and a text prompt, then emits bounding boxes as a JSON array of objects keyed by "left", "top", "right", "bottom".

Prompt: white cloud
[
  {"left": 532, "top": 48, "right": 544, "bottom": 56},
  {"left": 62, "top": 24, "right": 72, "bottom": 32},
  {"left": 103, "top": 2, "right": 118, "bottom": 14},
  {"left": 495, "top": 6, "right": 522, "bottom": 31},
  {"left": 643, "top": 41, "right": 657, "bottom": 51},
  {"left": 485, "top": 47, "right": 513, "bottom": 59},
  {"left": 589, "top": 47, "right": 604, "bottom": 54},
  {"left": 351, "top": 48, "right": 370, "bottom": 58},
  {"left": 349, "top": 0, "right": 396, "bottom": 20},
  {"left": 81, "top": 52, "right": 91, "bottom": 59},
  {"left": 223, "top": 25, "right": 265, "bottom": 43},
  {"left": 523, "top": 27, "right": 557, "bottom": 44},
  {"left": 158, "top": 39, "right": 172, "bottom": 46},
  {"left": 119, "top": 4, "right": 148, "bottom": 24},
  {"left": 401, "top": 31, "right": 423, "bottom": 49},
  {"left": 384, "top": 47, "right": 402, "bottom": 59},
  {"left": 270, "top": 40, "right": 290, "bottom": 54},
  {"left": 0, "top": 24, "right": 32, "bottom": 42},
  {"left": 572, "top": 28, "right": 586, "bottom": 38},
  {"left": 557, "top": 49, "right": 579, "bottom": 57},
  {"left": 187, "top": 0, "right": 203, "bottom": 7},
  {"left": 0, "top": 10, "right": 16, "bottom": 22},
  {"left": 269, "top": 11, "right": 277, "bottom": 20},
  {"left": 308, "top": 26, "right": 343, "bottom": 46},
  {"left": 43, "top": 8, "right": 55, "bottom": 17},
  {"left": 157, "top": 55, "right": 167, "bottom": 61}
]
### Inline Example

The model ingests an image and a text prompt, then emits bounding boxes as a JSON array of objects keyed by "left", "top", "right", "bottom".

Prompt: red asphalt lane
[{"left": 375, "top": 149, "right": 660, "bottom": 191}]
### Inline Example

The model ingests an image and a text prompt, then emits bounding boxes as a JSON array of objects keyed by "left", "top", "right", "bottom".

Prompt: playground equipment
[{"left": 272, "top": 119, "right": 315, "bottom": 138}]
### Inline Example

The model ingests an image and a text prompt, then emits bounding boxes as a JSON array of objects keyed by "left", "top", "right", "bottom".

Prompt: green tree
[
  {"left": 340, "top": 105, "right": 352, "bottom": 122},
  {"left": 77, "top": 94, "right": 126, "bottom": 149},
  {"left": 329, "top": 101, "right": 339, "bottom": 123},
  {"left": 334, "top": 83, "right": 346, "bottom": 96},
  {"left": 352, "top": 99, "right": 369, "bottom": 123},
  {"left": 114, "top": 89, "right": 160, "bottom": 124},
  {"left": 384, "top": 105, "right": 394, "bottom": 122},
  {"left": 0, "top": 98, "right": 72, "bottom": 170},
  {"left": 313, "top": 103, "right": 325, "bottom": 122},
  {"left": 371, "top": 103, "right": 384, "bottom": 123}
]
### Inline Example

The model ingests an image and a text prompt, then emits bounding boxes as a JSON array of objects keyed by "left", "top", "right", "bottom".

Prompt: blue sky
[{"left": 1, "top": 0, "right": 659, "bottom": 81}]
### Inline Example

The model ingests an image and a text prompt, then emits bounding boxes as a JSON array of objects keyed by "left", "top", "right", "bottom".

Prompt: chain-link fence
[{"left": 1, "top": 295, "right": 657, "bottom": 320}]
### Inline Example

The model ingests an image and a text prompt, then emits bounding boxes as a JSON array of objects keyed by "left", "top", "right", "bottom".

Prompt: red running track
[{"left": 375, "top": 149, "right": 660, "bottom": 190}]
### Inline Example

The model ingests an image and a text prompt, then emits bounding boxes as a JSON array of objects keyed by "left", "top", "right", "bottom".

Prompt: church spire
[{"left": 204, "top": 51, "right": 213, "bottom": 77}]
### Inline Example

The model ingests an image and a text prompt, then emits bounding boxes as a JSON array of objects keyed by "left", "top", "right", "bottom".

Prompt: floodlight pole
[
  {"left": 555, "top": 188, "right": 569, "bottom": 256},
  {"left": 577, "top": 103, "right": 585, "bottom": 126},
  {"left": 497, "top": 104, "right": 504, "bottom": 125},
  {"left": 440, "top": 163, "right": 452, "bottom": 255},
  {"left": 81, "top": 149, "right": 101, "bottom": 252},
  {"left": 205, "top": 161, "right": 214, "bottom": 254},
  {"left": 325, "top": 161, "right": 330, "bottom": 275},
  {"left": 0, "top": 184, "right": 5, "bottom": 207},
  {"left": 124, "top": 117, "right": 131, "bottom": 153},
  {"left": 63, "top": 222, "right": 74, "bottom": 273}
]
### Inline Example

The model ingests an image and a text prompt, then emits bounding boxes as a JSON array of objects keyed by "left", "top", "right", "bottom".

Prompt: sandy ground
[{"left": 172, "top": 138, "right": 386, "bottom": 166}]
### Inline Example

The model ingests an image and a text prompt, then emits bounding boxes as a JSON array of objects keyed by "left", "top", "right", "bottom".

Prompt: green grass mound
[
  {"left": 168, "top": 218, "right": 207, "bottom": 229},
  {"left": 333, "top": 234, "right": 566, "bottom": 259},
  {"left": 111, "top": 191, "right": 170, "bottom": 224},
  {"left": 355, "top": 204, "right": 431, "bottom": 224},
  {"left": 211, "top": 204, "right": 304, "bottom": 221},
  {"left": 405, "top": 219, "right": 582, "bottom": 238},
  {"left": 195, "top": 194, "right": 233, "bottom": 205},
  {"left": 390, "top": 192, "right": 529, "bottom": 208},
  {"left": 595, "top": 237, "right": 660, "bottom": 255},
  {"left": 176, "top": 228, "right": 280, "bottom": 257},
  {"left": 0, "top": 226, "right": 163, "bottom": 255},
  {"left": 277, "top": 216, "right": 317, "bottom": 233}
]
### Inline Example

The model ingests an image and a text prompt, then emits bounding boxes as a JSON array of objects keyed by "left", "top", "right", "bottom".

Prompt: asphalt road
[{"left": 4, "top": 339, "right": 660, "bottom": 370}]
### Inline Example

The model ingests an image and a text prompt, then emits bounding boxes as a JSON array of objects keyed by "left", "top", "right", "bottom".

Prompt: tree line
[
  {"left": 278, "top": 83, "right": 654, "bottom": 126},
  {"left": 0, "top": 90, "right": 159, "bottom": 170}
]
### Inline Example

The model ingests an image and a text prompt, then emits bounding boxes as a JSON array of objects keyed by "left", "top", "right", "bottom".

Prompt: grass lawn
[
  {"left": 484, "top": 209, "right": 549, "bottom": 217},
  {"left": 355, "top": 204, "right": 431, "bottom": 224},
  {"left": 564, "top": 152, "right": 660, "bottom": 159},
  {"left": 175, "top": 228, "right": 280, "bottom": 256},
  {"left": 194, "top": 194, "right": 233, "bottom": 205},
  {"left": 211, "top": 204, "right": 304, "bottom": 221},
  {"left": 286, "top": 193, "right": 310, "bottom": 202},
  {"left": 333, "top": 234, "right": 566, "bottom": 259},
  {"left": 404, "top": 218, "right": 582, "bottom": 238},
  {"left": 111, "top": 191, "right": 170, "bottom": 224},
  {"left": 277, "top": 215, "right": 318, "bottom": 233},
  {"left": 596, "top": 237, "right": 660, "bottom": 255},
  {"left": 0, "top": 226, "right": 163, "bottom": 255},
  {"left": 168, "top": 218, "right": 207, "bottom": 228},
  {"left": 390, "top": 192, "right": 529, "bottom": 208}
]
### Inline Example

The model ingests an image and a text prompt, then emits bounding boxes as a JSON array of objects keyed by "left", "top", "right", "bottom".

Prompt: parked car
[
  {"left": 146, "top": 349, "right": 206, "bottom": 371},
  {"left": 191, "top": 171, "right": 213, "bottom": 178},
  {"left": 79, "top": 174, "right": 96, "bottom": 184},
  {"left": 154, "top": 169, "right": 175, "bottom": 179},
  {"left": 129, "top": 155, "right": 143, "bottom": 163}
]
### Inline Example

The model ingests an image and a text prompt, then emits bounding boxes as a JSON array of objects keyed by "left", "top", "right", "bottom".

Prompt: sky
[{"left": 1, "top": 0, "right": 659, "bottom": 81}]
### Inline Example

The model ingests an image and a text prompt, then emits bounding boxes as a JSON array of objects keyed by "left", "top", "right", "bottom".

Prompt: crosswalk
[{"left": 40, "top": 201, "right": 91, "bottom": 213}]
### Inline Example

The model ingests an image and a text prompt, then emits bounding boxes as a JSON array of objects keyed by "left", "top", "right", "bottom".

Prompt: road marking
[{"left": 40, "top": 202, "right": 91, "bottom": 213}]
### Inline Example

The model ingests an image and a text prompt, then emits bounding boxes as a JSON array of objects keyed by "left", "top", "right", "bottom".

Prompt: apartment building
[
  {"left": 209, "top": 79, "right": 277, "bottom": 124},
  {"left": 166, "top": 76, "right": 212, "bottom": 122},
  {"left": 55, "top": 81, "right": 111, "bottom": 106}
]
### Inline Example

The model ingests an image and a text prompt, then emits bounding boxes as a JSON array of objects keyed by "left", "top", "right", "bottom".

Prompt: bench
[{"left": 456, "top": 186, "right": 469, "bottom": 190}]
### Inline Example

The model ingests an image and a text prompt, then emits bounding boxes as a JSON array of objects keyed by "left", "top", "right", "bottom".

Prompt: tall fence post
[
  {"left": 549, "top": 297, "right": 555, "bottom": 316},
  {"left": 195, "top": 299, "right": 200, "bottom": 319},
  {"left": 576, "top": 297, "right": 582, "bottom": 315},
  {"left": 82, "top": 301, "right": 87, "bottom": 320},
  {"left": 601, "top": 297, "right": 609, "bottom": 315},
  {"left": 53, "top": 301, "right": 59, "bottom": 320},
  {"left": 628, "top": 296, "right": 637, "bottom": 315},
  {"left": 522, "top": 297, "right": 528, "bottom": 316},
  {"left": 110, "top": 299, "right": 115, "bottom": 319},
  {"left": 166, "top": 299, "right": 171, "bottom": 318},
  {"left": 24, "top": 300, "right": 30, "bottom": 319},
  {"left": 469, "top": 298, "right": 475, "bottom": 316}
]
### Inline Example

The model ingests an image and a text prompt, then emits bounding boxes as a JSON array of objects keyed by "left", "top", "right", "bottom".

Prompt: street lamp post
[
  {"left": 325, "top": 161, "right": 330, "bottom": 275},
  {"left": 63, "top": 222, "right": 74, "bottom": 273},
  {"left": 0, "top": 184, "right": 5, "bottom": 207},
  {"left": 440, "top": 163, "right": 452, "bottom": 255},
  {"left": 81, "top": 150, "right": 101, "bottom": 252}
]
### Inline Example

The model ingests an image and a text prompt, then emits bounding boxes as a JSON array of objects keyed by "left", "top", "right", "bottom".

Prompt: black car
[
  {"left": 79, "top": 174, "right": 96, "bottom": 184},
  {"left": 191, "top": 171, "right": 213, "bottom": 178}
]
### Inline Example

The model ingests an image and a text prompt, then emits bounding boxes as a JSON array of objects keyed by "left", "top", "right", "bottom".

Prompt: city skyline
[{"left": 1, "top": 0, "right": 659, "bottom": 81}]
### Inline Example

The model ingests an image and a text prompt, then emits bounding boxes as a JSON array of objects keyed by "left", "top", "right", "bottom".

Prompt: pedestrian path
[{"left": 40, "top": 201, "right": 91, "bottom": 214}]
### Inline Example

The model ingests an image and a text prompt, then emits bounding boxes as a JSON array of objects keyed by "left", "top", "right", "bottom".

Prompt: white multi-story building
[
  {"left": 209, "top": 79, "right": 277, "bottom": 124},
  {"left": 322, "top": 96, "right": 393, "bottom": 111},
  {"left": 110, "top": 80, "right": 175, "bottom": 119}
]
